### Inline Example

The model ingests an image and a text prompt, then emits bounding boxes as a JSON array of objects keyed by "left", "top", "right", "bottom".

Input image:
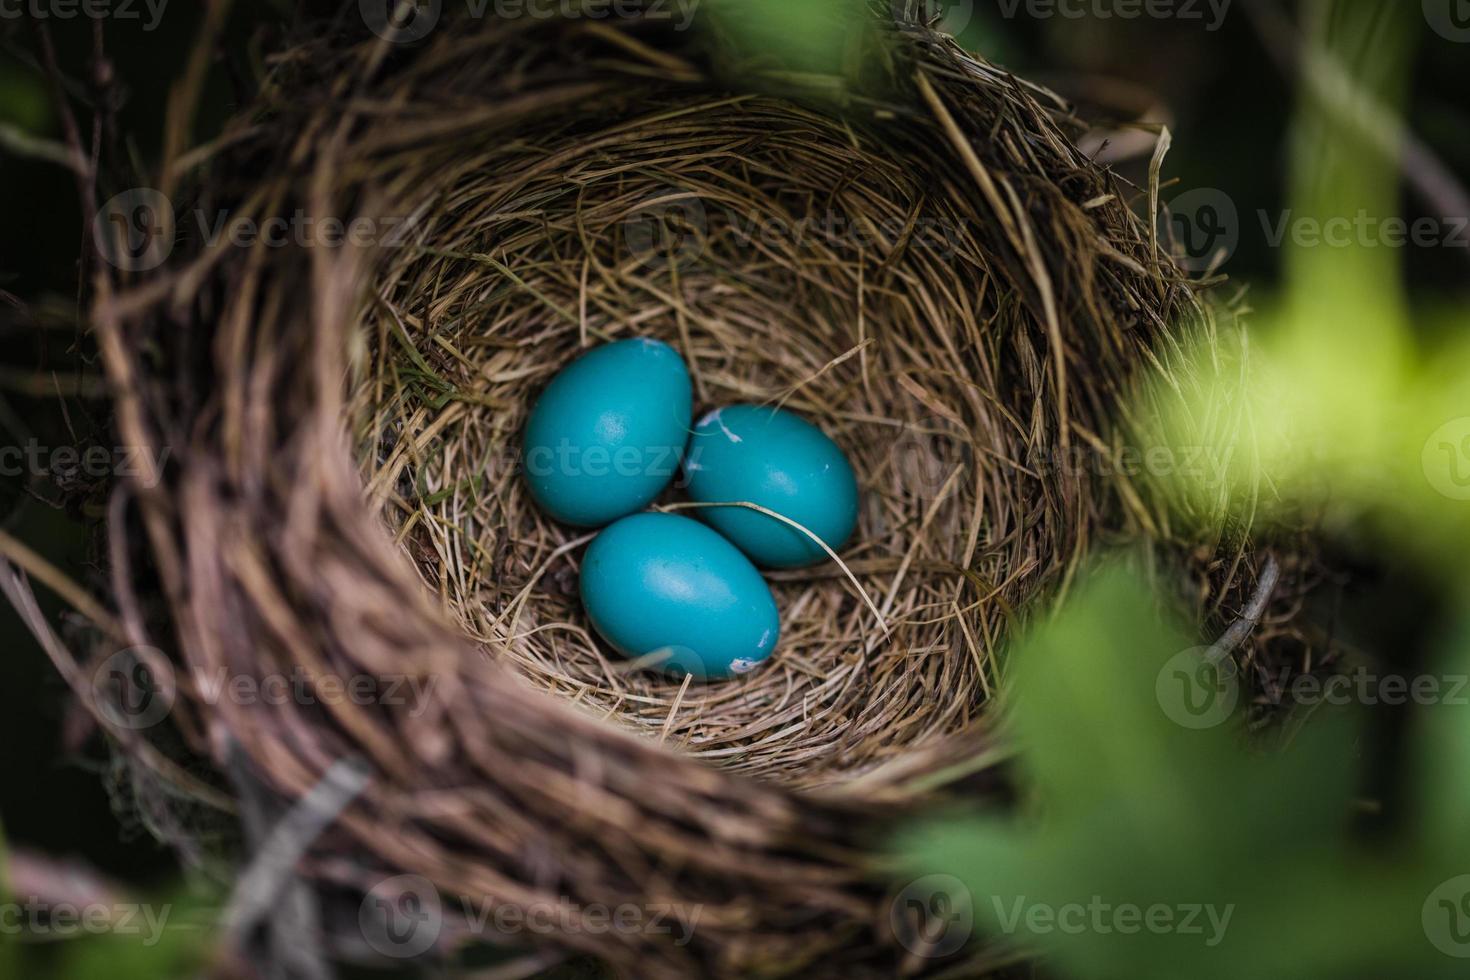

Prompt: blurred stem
[{"left": 1284, "top": 0, "right": 1416, "bottom": 360}]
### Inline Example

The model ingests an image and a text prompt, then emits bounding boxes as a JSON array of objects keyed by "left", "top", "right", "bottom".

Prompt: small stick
[
  {"left": 222, "top": 755, "right": 372, "bottom": 950},
  {"left": 1207, "top": 555, "right": 1281, "bottom": 665},
  {"left": 658, "top": 500, "right": 891, "bottom": 638}
]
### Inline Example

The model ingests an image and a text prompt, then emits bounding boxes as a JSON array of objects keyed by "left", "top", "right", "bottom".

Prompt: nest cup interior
[{"left": 355, "top": 93, "right": 1054, "bottom": 788}]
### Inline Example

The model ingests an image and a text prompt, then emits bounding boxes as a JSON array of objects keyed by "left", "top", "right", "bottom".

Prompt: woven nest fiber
[{"left": 61, "top": 2, "right": 1315, "bottom": 977}]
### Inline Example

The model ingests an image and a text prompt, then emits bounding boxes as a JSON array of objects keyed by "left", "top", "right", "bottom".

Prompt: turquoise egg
[
  {"left": 522, "top": 338, "right": 692, "bottom": 527},
  {"left": 580, "top": 513, "right": 780, "bottom": 680},
  {"left": 683, "top": 405, "right": 859, "bottom": 569}
]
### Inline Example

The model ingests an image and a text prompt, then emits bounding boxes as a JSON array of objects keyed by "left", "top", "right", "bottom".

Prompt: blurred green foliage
[
  {"left": 701, "top": 0, "right": 867, "bottom": 76},
  {"left": 902, "top": 1, "right": 1470, "bottom": 977},
  {"left": 1155, "top": 2, "right": 1470, "bottom": 581},
  {"left": 0, "top": 826, "right": 213, "bottom": 980},
  {"left": 0, "top": 66, "right": 48, "bottom": 132},
  {"left": 905, "top": 569, "right": 1470, "bottom": 978}
]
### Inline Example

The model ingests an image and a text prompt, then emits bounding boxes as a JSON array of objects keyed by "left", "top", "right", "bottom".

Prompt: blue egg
[
  {"left": 683, "top": 405, "right": 859, "bottom": 569},
  {"left": 580, "top": 513, "right": 780, "bottom": 680},
  {"left": 523, "top": 338, "right": 692, "bottom": 526}
]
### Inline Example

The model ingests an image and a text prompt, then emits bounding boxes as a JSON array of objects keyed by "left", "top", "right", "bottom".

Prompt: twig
[
  {"left": 0, "top": 529, "right": 124, "bottom": 639},
  {"left": 658, "top": 500, "right": 891, "bottom": 638},
  {"left": 222, "top": 753, "right": 372, "bottom": 978},
  {"left": 1207, "top": 555, "right": 1280, "bottom": 664}
]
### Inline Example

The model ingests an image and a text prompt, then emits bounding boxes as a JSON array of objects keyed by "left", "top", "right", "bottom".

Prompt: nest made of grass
[
  {"left": 58, "top": 3, "right": 1318, "bottom": 977},
  {"left": 349, "top": 16, "right": 1207, "bottom": 792},
  {"left": 360, "top": 96, "right": 1028, "bottom": 787}
]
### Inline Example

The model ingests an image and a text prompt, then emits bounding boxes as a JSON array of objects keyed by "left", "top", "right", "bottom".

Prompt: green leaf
[
  {"left": 1411, "top": 604, "right": 1470, "bottom": 856},
  {"left": 51, "top": 890, "right": 213, "bottom": 980},
  {"left": 897, "top": 568, "right": 1425, "bottom": 980}
]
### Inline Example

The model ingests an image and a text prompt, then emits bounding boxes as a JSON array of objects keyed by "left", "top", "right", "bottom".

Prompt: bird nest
[{"left": 47, "top": 3, "right": 1309, "bottom": 977}]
